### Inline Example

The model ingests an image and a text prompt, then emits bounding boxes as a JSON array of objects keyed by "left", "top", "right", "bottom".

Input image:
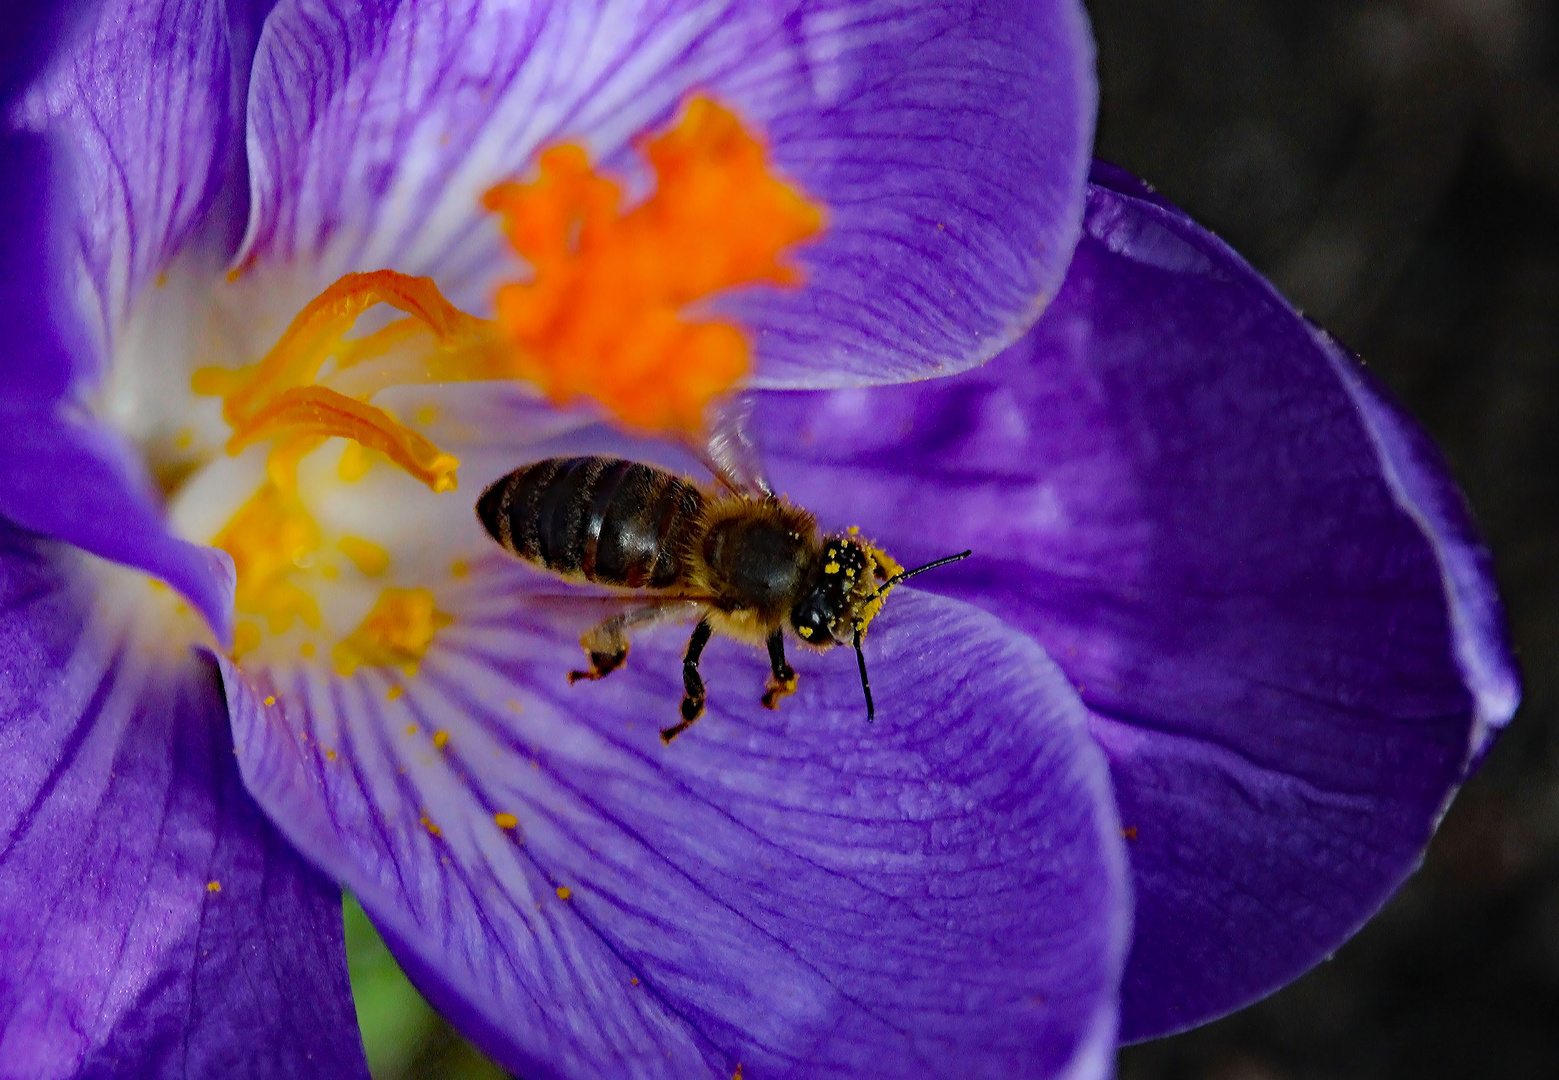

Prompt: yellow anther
[
  {"left": 337, "top": 441, "right": 374, "bottom": 482},
  {"left": 215, "top": 484, "right": 322, "bottom": 635},
  {"left": 338, "top": 536, "right": 390, "bottom": 577},
  {"left": 332, "top": 587, "right": 452, "bottom": 677}
]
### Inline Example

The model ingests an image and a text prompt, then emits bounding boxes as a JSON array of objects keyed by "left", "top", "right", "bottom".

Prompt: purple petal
[
  {"left": 0, "top": 526, "right": 367, "bottom": 1078},
  {"left": 242, "top": 0, "right": 1096, "bottom": 387},
  {"left": 752, "top": 166, "right": 1516, "bottom": 1040},
  {"left": 13, "top": 0, "right": 269, "bottom": 354},
  {"left": 0, "top": 0, "right": 272, "bottom": 635},
  {"left": 223, "top": 567, "right": 1128, "bottom": 1079},
  {"left": 1316, "top": 331, "right": 1520, "bottom": 763},
  {"left": 0, "top": 403, "right": 236, "bottom": 641}
]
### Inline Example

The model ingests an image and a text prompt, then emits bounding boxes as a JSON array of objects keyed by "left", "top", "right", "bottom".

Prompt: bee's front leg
[
  {"left": 761, "top": 629, "right": 798, "bottom": 709},
  {"left": 661, "top": 619, "right": 714, "bottom": 744}
]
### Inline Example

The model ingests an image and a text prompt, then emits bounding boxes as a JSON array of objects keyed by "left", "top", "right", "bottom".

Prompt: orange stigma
[{"left": 483, "top": 96, "right": 824, "bottom": 434}]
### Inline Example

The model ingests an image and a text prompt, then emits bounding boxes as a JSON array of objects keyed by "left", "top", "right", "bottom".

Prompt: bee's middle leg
[
  {"left": 661, "top": 619, "right": 713, "bottom": 745},
  {"left": 761, "top": 629, "right": 798, "bottom": 709}
]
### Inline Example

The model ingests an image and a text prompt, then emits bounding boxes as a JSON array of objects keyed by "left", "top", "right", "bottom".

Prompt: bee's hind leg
[
  {"left": 761, "top": 630, "right": 798, "bottom": 709},
  {"left": 661, "top": 620, "right": 714, "bottom": 745},
  {"left": 569, "top": 616, "right": 631, "bottom": 683},
  {"left": 570, "top": 602, "right": 696, "bottom": 684}
]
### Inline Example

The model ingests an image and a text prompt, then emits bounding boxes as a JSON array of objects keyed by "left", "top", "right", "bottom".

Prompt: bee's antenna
[
  {"left": 851, "top": 550, "right": 970, "bottom": 721},
  {"left": 853, "top": 625, "right": 875, "bottom": 721},
  {"left": 874, "top": 549, "right": 972, "bottom": 596}
]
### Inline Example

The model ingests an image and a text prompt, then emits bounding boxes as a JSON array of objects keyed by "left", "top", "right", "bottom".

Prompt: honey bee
[{"left": 475, "top": 454, "right": 968, "bottom": 743}]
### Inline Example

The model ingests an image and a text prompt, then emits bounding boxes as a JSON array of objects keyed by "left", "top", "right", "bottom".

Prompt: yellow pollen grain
[
  {"left": 405, "top": 723, "right": 417, "bottom": 735},
  {"left": 848, "top": 526, "right": 860, "bottom": 535},
  {"left": 432, "top": 730, "right": 450, "bottom": 749},
  {"left": 415, "top": 404, "right": 439, "bottom": 426},
  {"left": 332, "top": 587, "right": 452, "bottom": 677},
  {"left": 482, "top": 95, "right": 823, "bottom": 436},
  {"left": 555, "top": 886, "right": 572, "bottom": 901},
  {"left": 450, "top": 559, "right": 469, "bottom": 579},
  {"left": 388, "top": 687, "right": 406, "bottom": 703},
  {"left": 206, "top": 880, "right": 221, "bottom": 892},
  {"left": 300, "top": 641, "right": 316, "bottom": 658},
  {"left": 174, "top": 427, "right": 193, "bottom": 449},
  {"left": 326, "top": 749, "right": 337, "bottom": 761},
  {"left": 494, "top": 813, "right": 519, "bottom": 830},
  {"left": 421, "top": 814, "right": 441, "bottom": 837},
  {"left": 797, "top": 625, "right": 813, "bottom": 639},
  {"left": 156, "top": 271, "right": 170, "bottom": 288},
  {"left": 338, "top": 536, "right": 390, "bottom": 577},
  {"left": 824, "top": 562, "right": 840, "bottom": 574}
]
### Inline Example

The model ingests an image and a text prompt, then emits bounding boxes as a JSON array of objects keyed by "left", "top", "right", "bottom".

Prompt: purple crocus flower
[{"left": 0, "top": 3, "right": 1517, "bottom": 1080}]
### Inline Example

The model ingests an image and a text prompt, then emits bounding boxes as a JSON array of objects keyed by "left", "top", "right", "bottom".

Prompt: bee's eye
[{"left": 790, "top": 591, "right": 833, "bottom": 643}]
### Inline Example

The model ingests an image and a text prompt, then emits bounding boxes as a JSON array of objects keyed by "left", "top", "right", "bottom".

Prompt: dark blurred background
[
  {"left": 347, "top": 1, "right": 1559, "bottom": 1076},
  {"left": 1090, "top": 0, "right": 1559, "bottom": 1077}
]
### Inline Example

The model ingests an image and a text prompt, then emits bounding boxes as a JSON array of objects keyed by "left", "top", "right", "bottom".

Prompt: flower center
[{"left": 184, "top": 95, "right": 821, "bottom": 674}]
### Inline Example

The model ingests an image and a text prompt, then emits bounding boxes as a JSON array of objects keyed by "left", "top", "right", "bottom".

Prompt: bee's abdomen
[{"left": 477, "top": 457, "right": 705, "bottom": 588}]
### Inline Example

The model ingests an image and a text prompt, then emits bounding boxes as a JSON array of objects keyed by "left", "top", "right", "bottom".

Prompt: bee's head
[
  {"left": 789, "top": 536, "right": 972, "bottom": 720},
  {"left": 788, "top": 534, "right": 892, "bottom": 648}
]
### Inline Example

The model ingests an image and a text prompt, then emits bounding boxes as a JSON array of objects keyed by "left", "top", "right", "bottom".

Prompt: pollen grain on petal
[
  {"left": 331, "top": 587, "right": 452, "bottom": 678},
  {"left": 483, "top": 95, "right": 824, "bottom": 435},
  {"left": 494, "top": 812, "right": 519, "bottom": 830},
  {"left": 206, "top": 880, "right": 222, "bottom": 893}
]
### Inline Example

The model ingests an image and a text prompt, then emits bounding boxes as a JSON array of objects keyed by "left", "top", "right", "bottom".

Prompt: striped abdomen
[{"left": 476, "top": 457, "right": 706, "bottom": 589}]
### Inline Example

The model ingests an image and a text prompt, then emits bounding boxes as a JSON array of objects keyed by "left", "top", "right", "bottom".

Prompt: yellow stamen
[
  {"left": 214, "top": 484, "right": 322, "bottom": 634},
  {"left": 332, "top": 587, "right": 452, "bottom": 677},
  {"left": 226, "top": 386, "right": 458, "bottom": 493},
  {"left": 483, "top": 96, "right": 823, "bottom": 434}
]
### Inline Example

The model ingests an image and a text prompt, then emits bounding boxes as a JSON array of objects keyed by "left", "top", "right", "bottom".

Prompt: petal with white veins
[
  {"left": 223, "top": 565, "right": 1128, "bottom": 1080},
  {"left": 241, "top": 0, "right": 1097, "bottom": 388}
]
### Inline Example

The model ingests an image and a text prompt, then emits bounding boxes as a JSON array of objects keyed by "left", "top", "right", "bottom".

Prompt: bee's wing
[{"left": 693, "top": 394, "right": 773, "bottom": 498}]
